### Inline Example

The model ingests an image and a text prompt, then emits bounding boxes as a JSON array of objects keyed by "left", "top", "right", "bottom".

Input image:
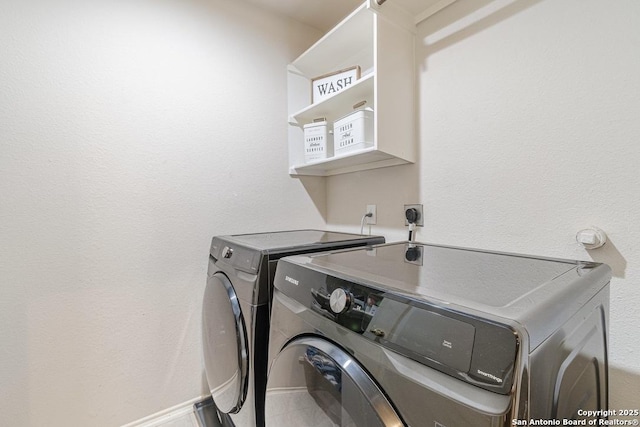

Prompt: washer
[
  {"left": 265, "top": 242, "right": 611, "bottom": 426},
  {"left": 199, "top": 230, "right": 384, "bottom": 427}
]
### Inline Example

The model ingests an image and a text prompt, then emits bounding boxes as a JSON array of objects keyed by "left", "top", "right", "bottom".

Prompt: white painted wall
[
  {"left": 4, "top": 0, "right": 638, "bottom": 423},
  {"left": 328, "top": 0, "right": 640, "bottom": 410},
  {"left": 0, "top": 0, "right": 322, "bottom": 425}
]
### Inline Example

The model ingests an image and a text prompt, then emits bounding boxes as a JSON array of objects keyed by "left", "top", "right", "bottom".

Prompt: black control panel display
[{"left": 311, "top": 276, "right": 475, "bottom": 373}]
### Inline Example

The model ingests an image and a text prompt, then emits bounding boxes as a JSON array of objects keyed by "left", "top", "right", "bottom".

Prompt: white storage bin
[
  {"left": 333, "top": 107, "right": 373, "bottom": 155},
  {"left": 303, "top": 120, "right": 333, "bottom": 163}
]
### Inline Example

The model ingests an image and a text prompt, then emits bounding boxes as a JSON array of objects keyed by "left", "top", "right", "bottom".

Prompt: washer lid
[{"left": 202, "top": 273, "right": 248, "bottom": 414}]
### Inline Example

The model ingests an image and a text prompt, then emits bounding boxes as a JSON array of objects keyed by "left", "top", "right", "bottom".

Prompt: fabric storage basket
[
  {"left": 303, "top": 120, "right": 333, "bottom": 163},
  {"left": 333, "top": 104, "right": 373, "bottom": 155}
]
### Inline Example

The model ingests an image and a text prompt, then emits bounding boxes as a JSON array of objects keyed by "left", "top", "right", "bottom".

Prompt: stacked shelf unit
[{"left": 287, "top": 0, "right": 416, "bottom": 176}]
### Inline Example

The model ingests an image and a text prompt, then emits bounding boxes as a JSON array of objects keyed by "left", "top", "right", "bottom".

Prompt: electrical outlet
[
  {"left": 404, "top": 204, "right": 424, "bottom": 226},
  {"left": 366, "top": 205, "right": 377, "bottom": 225}
]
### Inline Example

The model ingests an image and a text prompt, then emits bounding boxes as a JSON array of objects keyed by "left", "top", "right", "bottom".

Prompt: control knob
[{"left": 329, "top": 288, "right": 352, "bottom": 314}]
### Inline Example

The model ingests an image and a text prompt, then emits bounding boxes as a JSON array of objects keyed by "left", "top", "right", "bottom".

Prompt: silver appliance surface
[
  {"left": 294, "top": 242, "right": 611, "bottom": 349},
  {"left": 265, "top": 241, "right": 611, "bottom": 426},
  {"left": 226, "top": 229, "right": 379, "bottom": 252},
  {"left": 306, "top": 242, "right": 581, "bottom": 307},
  {"left": 225, "top": 230, "right": 378, "bottom": 250},
  {"left": 202, "top": 229, "right": 384, "bottom": 427}
]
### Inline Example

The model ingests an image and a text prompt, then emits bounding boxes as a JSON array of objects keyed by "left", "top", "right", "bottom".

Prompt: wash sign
[{"left": 311, "top": 66, "right": 360, "bottom": 104}]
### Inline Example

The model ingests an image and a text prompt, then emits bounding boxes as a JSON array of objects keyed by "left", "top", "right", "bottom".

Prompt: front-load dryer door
[
  {"left": 203, "top": 272, "right": 249, "bottom": 414},
  {"left": 265, "top": 336, "right": 404, "bottom": 427}
]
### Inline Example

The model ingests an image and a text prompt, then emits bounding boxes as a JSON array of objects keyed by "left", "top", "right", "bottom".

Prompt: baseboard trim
[{"left": 121, "top": 396, "right": 207, "bottom": 427}]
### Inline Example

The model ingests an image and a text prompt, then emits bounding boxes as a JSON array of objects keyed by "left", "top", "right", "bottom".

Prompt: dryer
[
  {"left": 265, "top": 242, "right": 611, "bottom": 426},
  {"left": 199, "top": 230, "right": 384, "bottom": 427}
]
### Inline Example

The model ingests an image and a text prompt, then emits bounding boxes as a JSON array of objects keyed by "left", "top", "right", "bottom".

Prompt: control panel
[{"left": 276, "top": 261, "right": 519, "bottom": 395}]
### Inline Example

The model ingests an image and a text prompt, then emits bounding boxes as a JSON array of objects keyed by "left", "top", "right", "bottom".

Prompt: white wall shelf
[
  {"left": 287, "top": 0, "right": 417, "bottom": 176},
  {"left": 289, "top": 73, "right": 374, "bottom": 125}
]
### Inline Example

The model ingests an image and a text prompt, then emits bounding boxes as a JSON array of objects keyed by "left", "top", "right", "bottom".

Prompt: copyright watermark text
[{"left": 511, "top": 416, "right": 639, "bottom": 426}]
